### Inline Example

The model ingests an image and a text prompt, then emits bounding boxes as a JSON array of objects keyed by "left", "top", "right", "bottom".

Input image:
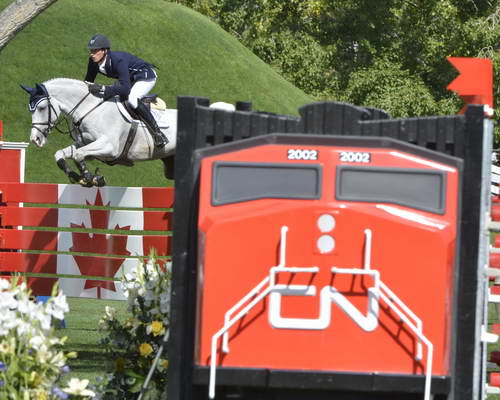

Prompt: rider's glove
[{"left": 89, "top": 83, "right": 105, "bottom": 96}]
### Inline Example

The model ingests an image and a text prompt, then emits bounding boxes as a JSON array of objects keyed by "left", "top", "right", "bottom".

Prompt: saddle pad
[{"left": 116, "top": 101, "right": 170, "bottom": 129}]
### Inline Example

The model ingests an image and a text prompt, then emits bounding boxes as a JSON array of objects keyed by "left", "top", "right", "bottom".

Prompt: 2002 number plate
[
  {"left": 339, "top": 151, "right": 371, "bottom": 163},
  {"left": 287, "top": 149, "right": 318, "bottom": 160}
]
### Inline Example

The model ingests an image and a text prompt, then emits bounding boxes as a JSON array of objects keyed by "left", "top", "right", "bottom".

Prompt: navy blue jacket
[{"left": 85, "top": 51, "right": 155, "bottom": 99}]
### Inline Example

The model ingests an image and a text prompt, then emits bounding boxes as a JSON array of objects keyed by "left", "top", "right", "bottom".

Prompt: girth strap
[{"left": 104, "top": 121, "right": 138, "bottom": 166}]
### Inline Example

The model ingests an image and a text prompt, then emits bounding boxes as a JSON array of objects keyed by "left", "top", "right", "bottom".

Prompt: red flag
[{"left": 447, "top": 57, "right": 493, "bottom": 115}]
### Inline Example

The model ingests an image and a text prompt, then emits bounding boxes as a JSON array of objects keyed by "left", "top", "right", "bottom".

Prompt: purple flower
[
  {"left": 0, "top": 362, "right": 5, "bottom": 371},
  {"left": 0, "top": 379, "right": 3, "bottom": 387},
  {"left": 52, "top": 386, "right": 69, "bottom": 400},
  {"left": 60, "top": 365, "right": 70, "bottom": 374}
]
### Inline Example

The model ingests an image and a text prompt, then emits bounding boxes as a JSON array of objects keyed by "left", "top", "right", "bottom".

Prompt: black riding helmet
[{"left": 88, "top": 34, "right": 110, "bottom": 50}]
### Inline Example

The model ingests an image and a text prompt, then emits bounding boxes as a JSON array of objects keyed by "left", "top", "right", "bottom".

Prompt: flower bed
[
  {"left": 97, "top": 254, "right": 171, "bottom": 399},
  {"left": 0, "top": 277, "right": 94, "bottom": 399}
]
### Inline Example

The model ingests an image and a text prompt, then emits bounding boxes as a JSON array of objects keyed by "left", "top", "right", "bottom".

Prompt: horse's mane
[{"left": 44, "top": 77, "right": 86, "bottom": 86}]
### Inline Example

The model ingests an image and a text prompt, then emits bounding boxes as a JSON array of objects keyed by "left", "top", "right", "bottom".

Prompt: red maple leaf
[{"left": 69, "top": 190, "right": 131, "bottom": 298}]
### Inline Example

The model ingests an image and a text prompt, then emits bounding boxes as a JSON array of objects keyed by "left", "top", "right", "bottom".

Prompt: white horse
[{"left": 21, "top": 78, "right": 177, "bottom": 186}]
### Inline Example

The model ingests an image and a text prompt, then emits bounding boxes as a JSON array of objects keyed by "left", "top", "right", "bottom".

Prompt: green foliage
[
  {"left": 174, "top": 0, "right": 499, "bottom": 139},
  {"left": 0, "top": 0, "right": 312, "bottom": 186},
  {"left": 342, "top": 58, "right": 448, "bottom": 118}
]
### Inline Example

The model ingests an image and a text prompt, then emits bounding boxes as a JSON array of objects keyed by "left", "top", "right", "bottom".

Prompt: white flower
[
  {"left": 0, "top": 278, "right": 10, "bottom": 291},
  {"left": 104, "top": 306, "right": 116, "bottom": 320},
  {"left": 46, "top": 293, "right": 69, "bottom": 320},
  {"left": 29, "top": 335, "right": 45, "bottom": 350},
  {"left": 63, "top": 378, "right": 95, "bottom": 397},
  {"left": 37, "top": 312, "right": 52, "bottom": 331},
  {"left": 0, "top": 291, "right": 18, "bottom": 310}
]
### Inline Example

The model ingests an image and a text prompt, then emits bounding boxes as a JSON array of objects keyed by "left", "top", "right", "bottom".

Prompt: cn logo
[{"left": 269, "top": 282, "right": 380, "bottom": 332}]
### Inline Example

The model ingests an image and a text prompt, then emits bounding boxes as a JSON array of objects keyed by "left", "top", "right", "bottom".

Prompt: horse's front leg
[
  {"left": 54, "top": 144, "right": 83, "bottom": 184},
  {"left": 75, "top": 159, "right": 106, "bottom": 187}
]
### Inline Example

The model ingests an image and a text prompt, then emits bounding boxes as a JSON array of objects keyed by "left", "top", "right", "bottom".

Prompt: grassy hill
[{"left": 0, "top": 0, "right": 312, "bottom": 186}]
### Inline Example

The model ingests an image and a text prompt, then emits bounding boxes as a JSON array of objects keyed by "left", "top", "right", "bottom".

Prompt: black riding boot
[{"left": 135, "top": 102, "right": 168, "bottom": 148}]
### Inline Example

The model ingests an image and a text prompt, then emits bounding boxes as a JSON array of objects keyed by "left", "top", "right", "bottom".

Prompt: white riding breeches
[{"left": 127, "top": 78, "right": 156, "bottom": 109}]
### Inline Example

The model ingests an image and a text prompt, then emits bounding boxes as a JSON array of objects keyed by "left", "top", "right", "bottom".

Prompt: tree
[
  {"left": 174, "top": 0, "right": 499, "bottom": 138},
  {"left": 0, "top": 0, "right": 58, "bottom": 53}
]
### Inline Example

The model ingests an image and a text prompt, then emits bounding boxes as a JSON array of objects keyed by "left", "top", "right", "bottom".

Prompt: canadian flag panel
[{"left": 57, "top": 185, "right": 148, "bottom": 299}]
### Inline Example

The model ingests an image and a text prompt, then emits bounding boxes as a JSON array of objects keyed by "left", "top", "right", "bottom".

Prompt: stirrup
[{"left": 153, "top": 132, "right": 168, "bottom": 148}]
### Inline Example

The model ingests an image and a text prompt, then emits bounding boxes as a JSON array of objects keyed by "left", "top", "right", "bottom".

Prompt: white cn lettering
[{"left": 269, "top": 284, "right": 379, "bottom": 332}]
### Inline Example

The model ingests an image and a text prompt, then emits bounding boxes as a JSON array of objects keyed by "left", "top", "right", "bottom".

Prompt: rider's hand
[{"left": 89, "top": 83, "right": 105, "bottom": 96}]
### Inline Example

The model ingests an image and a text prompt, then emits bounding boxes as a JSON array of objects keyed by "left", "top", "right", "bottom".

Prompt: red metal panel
[
  {"left": 0, "top": 183, "right": 59, "bottom": 204},
  {"left": 142, "top": 187, "right": 175, "bottom": 208},
  {"left": 196, "top": 142, "right": 460, "bottom": 378}
]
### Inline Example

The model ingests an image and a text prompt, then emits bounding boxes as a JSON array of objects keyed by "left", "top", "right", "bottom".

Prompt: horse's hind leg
[{"left": 162, "top": 155, "right": 175, "bottom": 180}]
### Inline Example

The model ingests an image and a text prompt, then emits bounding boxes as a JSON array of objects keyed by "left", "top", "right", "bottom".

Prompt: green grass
[
  {"left": 57, "top": 297, "right": 128, "bottom": 384},
  {"left": 0, "top": 0, "right": 313, "bottom": 188}
]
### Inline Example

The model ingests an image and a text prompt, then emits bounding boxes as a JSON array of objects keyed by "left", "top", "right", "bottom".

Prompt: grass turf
[
  {"left": 0, "top": 0, "right": 312, "bottom": 188},
  {"left": 57, "top": 297, "right": 128, "bottom": 384}
]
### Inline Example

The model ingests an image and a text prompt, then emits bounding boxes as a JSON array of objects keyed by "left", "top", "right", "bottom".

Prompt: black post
[
  {"left": 452, "top": 105, "right": 488, "bottom": 400},
  {"left": 168, "top": 96, "right": 209, "bottom": 400}
]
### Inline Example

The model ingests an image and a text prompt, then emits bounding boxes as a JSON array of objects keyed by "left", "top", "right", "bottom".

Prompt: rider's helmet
[{"left": 87, "top": 34, "right": 111, "bottom": 51}]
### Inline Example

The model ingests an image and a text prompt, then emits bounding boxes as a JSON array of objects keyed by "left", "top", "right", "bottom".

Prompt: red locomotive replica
[{"left": 167, "top": 97, "right": 493, "bottom": 400}]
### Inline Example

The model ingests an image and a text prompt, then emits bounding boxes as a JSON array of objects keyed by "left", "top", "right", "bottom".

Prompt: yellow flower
[
  {"left": 149, "top": 320, "right": 165, "bottom": 337},
  {"left": 115, "top": 357, "right": 125, "bottom": 372},
  {"left": 139, "top": 342, "right": 153, "bottom": 357},
  {"left": 0, "top": 341, "right": 10, "bottom": 354},
  {"left": 157, "top": 358, "right": 169, "bottom": 372},
  {"left": 34, "top": 389, "right": 49, "bottom": 400}
]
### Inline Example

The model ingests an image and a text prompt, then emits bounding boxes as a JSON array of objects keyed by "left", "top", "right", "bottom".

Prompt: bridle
[
  {"left": 30, "top": 96, "right": 66, "bottom": 138},
  {"left": 31, "top": 89, "right": 105, "bottom": 139}
]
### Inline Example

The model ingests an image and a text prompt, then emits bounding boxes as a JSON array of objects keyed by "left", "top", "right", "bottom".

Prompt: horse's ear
[
  {"left": 20, "top": 84, "right": 34, "bottom": 94},
  {"left": 35, "top": 83, "right": 46, "bottom": 95}
]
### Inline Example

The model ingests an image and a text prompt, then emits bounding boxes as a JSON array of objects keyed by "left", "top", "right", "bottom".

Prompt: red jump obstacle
[{"left": 0, "top": 129, "right": 173, "bottom": 298}]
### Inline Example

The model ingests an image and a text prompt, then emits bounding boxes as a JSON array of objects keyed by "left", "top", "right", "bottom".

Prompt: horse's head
[{"left": 20, "top": 83, "right": 62, "bottom": 147}]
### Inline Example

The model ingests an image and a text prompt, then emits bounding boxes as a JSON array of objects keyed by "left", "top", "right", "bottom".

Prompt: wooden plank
[
  {"left": 0, "top": 207, "right": 173, "bottom": 230},
  {"left": 0, "top": 206, "right": 58, "bottom": 227},
  {"left": 0, "top": 229, "right": 172, "bottom": 256},
  {"left": 0, "top": 252, "right": 57, "bottom": 273},
  {"left": 0, "top": 183, "right": 174, "bottom": 208},
  {"left": 0, "top": 182, "right": 58, "bottom": 203}
]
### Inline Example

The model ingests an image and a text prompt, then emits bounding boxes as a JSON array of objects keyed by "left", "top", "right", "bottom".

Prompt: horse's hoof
[
  {"left": 79, "top": 178, "right": 93, "bottom": 188},
  {"left": 68, "top": 171, "right": 81, "bottom": 183},
  {"left": 93, "top": 175, "right": 106, "bottom": 187}
]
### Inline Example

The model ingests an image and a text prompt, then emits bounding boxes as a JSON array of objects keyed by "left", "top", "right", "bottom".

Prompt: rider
[{"left": 84, "top": 34, "right": 168, "bottom": 148}]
